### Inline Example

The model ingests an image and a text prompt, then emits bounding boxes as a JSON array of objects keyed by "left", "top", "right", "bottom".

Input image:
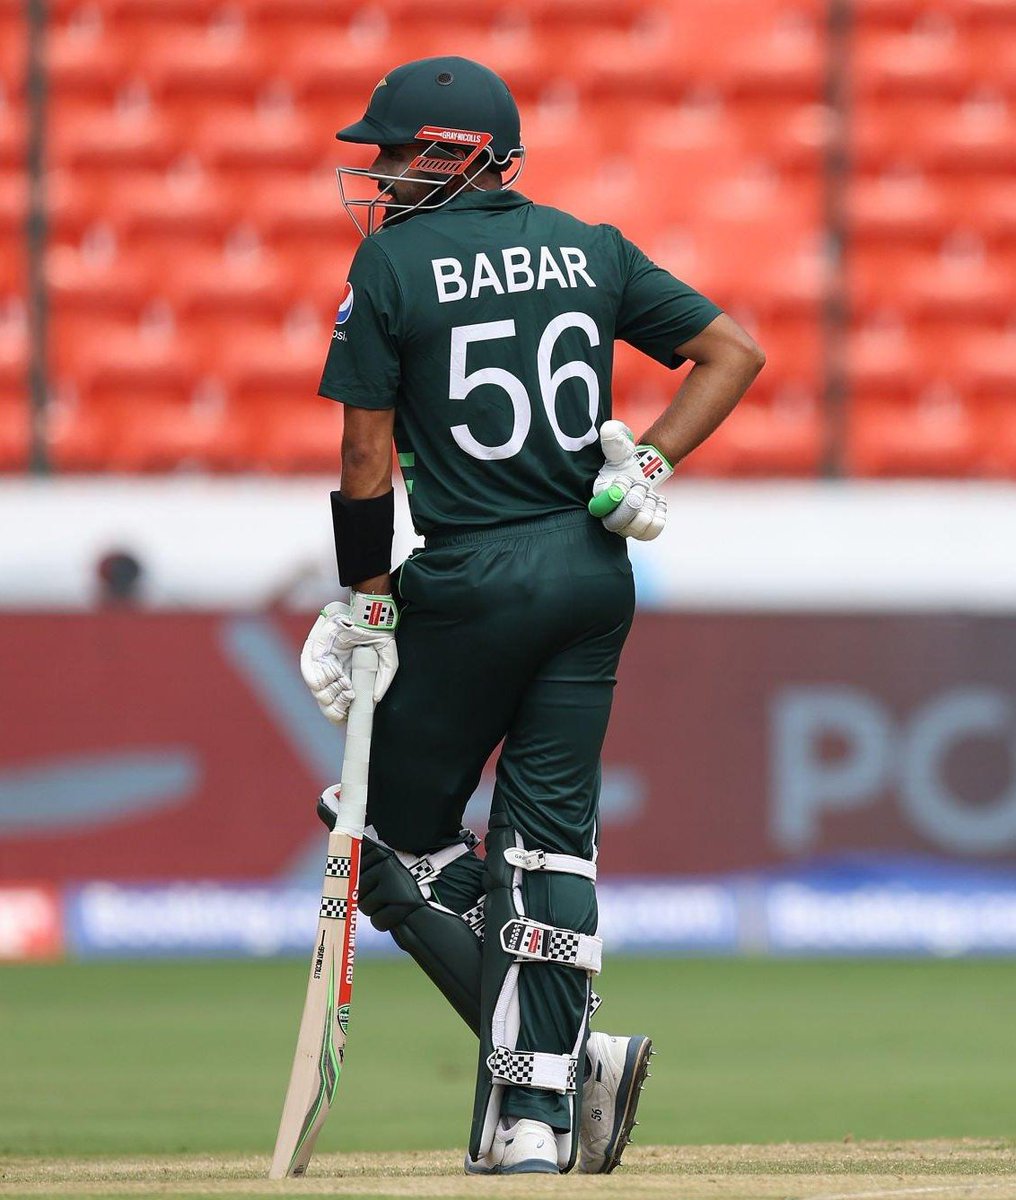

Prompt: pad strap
[
  {"left": 503, "top": 846, "right": 597, "bottom": 882},
  {"left": 431, "top": 898, "right": 485, "bottom": 939},
  {"left": 487, "top": 1046, "right": 578, "bottom": 1094},
  {"left": 500, "top": 918, "right": 602, "bottom": 974},
  {"left": 397, "top": 829, "right": 480, "bottom": 888},
  {"left": 460, "top": 900, "right": 485, "bottom": 937}
]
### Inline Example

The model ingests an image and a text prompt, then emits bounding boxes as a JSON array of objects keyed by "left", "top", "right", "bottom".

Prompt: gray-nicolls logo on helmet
[{"left": 334, "top": 55, "right": 526, "bottom": 237}]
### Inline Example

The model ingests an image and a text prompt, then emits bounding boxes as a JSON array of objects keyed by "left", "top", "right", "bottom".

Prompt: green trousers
[{"left": 365, "top": 509, "right": 635, "bottom": 1129}]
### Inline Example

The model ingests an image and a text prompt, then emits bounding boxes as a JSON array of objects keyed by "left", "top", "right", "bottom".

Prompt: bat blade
[{"left": 268, "top": 830, "right": 362, "bottom": 1179}]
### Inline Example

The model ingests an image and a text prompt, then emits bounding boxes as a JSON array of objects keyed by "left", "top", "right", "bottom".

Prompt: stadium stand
[
  {"left": 844, "top": 0, "right": 1016, "bottom": 478},
  {"left": 0, "top": 0, "right": 1013, "bottom": 474}
]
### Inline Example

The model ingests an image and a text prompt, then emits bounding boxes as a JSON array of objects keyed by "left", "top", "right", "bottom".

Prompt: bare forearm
[
  {"left": 640, "top": 351, "right": 763, "bottom": 467},
  {"left": 635, "top": 313, "right": 765, "bottom": 467}
]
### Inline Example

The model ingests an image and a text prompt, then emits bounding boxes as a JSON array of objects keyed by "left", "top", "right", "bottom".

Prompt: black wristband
[{"left": 330, "top": 489, "right": 395, "bottom": 586}]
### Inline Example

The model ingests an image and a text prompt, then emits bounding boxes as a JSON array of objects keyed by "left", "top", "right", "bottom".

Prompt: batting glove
[
  {"left": 300, "top": 593, "right": 399, "bottom": 725},
  {"left": 588, "top": 420, "right": 673, "bottom": 542}
]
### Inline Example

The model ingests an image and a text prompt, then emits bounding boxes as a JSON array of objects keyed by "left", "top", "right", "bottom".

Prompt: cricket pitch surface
[{"left": 2, "top": 1141, "right": 1014, "bottom": 1200}]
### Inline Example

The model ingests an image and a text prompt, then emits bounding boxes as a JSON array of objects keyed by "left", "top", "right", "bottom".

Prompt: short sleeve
[
  {"left": 614, "top": 233, "right": 723, "bottom": 368},
  {"left": 318, "top": 237, "right": 402, "bottom": 409}
]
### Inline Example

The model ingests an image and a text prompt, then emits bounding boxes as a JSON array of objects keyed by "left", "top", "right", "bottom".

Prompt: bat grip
[
  {"left": 332, "top": 645, "right": 379, "bottom": 837},
  {"left": 588, "top": 483, "right": 626, "bottom": 518}
]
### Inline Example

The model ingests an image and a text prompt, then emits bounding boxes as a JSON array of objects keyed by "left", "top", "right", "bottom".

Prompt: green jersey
[{"left": 319, "top": 189, "right": 721, "bottom": 534}]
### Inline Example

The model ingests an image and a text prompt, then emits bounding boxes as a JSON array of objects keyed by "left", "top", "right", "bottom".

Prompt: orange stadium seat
[
  {"left": 847, "top": 314, "right": 926, "bottom": 394},
  {"left": 683, "top": 388, "right": 825, "bottom": 476},
  {"left": 27, "top": 0, "right": 1007, "bottom": 478},
  {"left": 208, "top": 319, "right": 324, "bottom": 403},
  {"left": 45, "top": 382, "right": 226, "bottom": 472},
  {"left": 849, "top": 238, "right": 1014, "bottom": 318},
  {"left": 47, "top": 0, "right": 220, "bottom": 15},
  {"left": 45, "top": 385, "right": 110, "bottom": 471},
  {"left": 183, "top": 98, "right": 324, "bottom": 172},
  {"left": 48, "top": 93, "right": 183, "bottom": 169},
  {"left": 729, "top": 99, "right": 832, "bottom": 172},
  {"left": 946, "top": 324, "right": 1016, "bottom": 396},
  {"left": 0, "top": 241, "right": 23, "bottom": 297},
  {"left": 51, "top": 312, "right": 198, "bottom": 396},
  {"left": 720, "top": 6, "right": 826, "bottom": 99},
  {"left": 847, "top": 386, "right": 985, "bottom": 477},
  {"left": 979, "top": 396, "right": 1016, "bottom": 477},
  {"left": 851, "top": 316, "right": 1016, "bottom": 399},
  {"left": 852, "top": 0, "right": 1016, "bottom": 19},
  {"left": 127, "top": 14, "right": 271, "bottom": 98},
  {"left": 571, "top": 3, "right": 823, "bottom": 99},
  {"left": 239, "top": 395, "right": 344, "bottom": 472},
  {"left": 265, "top": 25, "right": 395, "bottom": 100},
  {"left": 48, "top": 161, "right": 238, "bottom": 244},
  {"left": 0, "top": 169, "right": 27, "bottom": 234},
  {"left": 852, "top": 18, "right": 972, "bottom": 97},
  {"left": 967, "top": 27, "right": 1016, "bottom": 94},
  {"left": 240, "top": 170, "right": 349, "bottom": 243},
  {"left": 849, "top": 171, "right": 1016, "bottom": 244},
  {"left": 98, "top": 387, "right": 234, "bottom": 472},
  {"left": 650, "top": 225, "right": 826, "bottom": 317},
  {"left": 101, "top": 162, "right": 237, "bottom": 240},
  {"left": 959, "top": 177, "right": 1016, "bottom": 239},
  {"left": 0, "top": 298, "right": 29, "bottom": 470},
  {"left": 389, "top": 19, "right": 547, "bottom": 100},
  {"left": 750, "top": 316, "right": 824, "bottom": 393},
  {"left": 46, "top": 229, "right": 158, "bottom": 315},
  {"left": 198, "top": 312, "right": 340, "bottom": 471},
  {"left": 0, "top": 389, "right": 29, "bottom": 469},
  {"left": 853, "top": 93, "right": 1016, "bottom": 172},
  {"left": 0, "top": 95, "right": 25, "bottom": 169},
  {"left": 0, "top": 12, "right": 24, "bottom": 83},
  {"left": 156, "top": 233, "right": 298, "bottom": 315},
  {"left": 46, "top": 167, "right": 101, "bottom": 238},
  {"left": 847, "top": 168, "right": 961, "bottom": 244},
  {"left": 47, "top": 7, "right": 127, "bottom": 100},
  {"left": 278, "top": 242, "right": 360, "bottom": 317}
]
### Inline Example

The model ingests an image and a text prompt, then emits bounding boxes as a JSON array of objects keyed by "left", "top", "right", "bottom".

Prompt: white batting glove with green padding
[
  {"left": 300, "top": 593, "right": 399, "bottom": 725},
  {"left": 588, "top": 420, "right": 672, "bottom": 542}
]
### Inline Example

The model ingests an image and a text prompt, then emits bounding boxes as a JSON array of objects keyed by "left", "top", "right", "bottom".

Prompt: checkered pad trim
[
  {"left": 500, "top": 919, "right": 602, "bottom": 973},
  {"left": 461, "top": 901, "right": 485, "bottom": 939},
  {"left": 325, "top": 856, "right": 352, "bottom": 878},
  {"left": 319, "top": 897, "right": 349, "bottom": 920},
  {"left": 589, "top": 990, "right": 602, "bottom": 1018},
  {"left": 487, "top": 1046, "right": 577, "bottom": 1094},
  {"left": 408, "top": 856, "right": 439, "bottom": 885}
]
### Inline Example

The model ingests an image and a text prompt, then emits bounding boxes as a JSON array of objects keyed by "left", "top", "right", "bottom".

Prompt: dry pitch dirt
[{"left": 1, "top": 1141, "right": 1014, "bottom": 1200}]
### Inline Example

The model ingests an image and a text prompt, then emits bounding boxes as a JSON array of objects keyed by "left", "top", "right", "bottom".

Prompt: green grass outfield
[{"left": 1, "top": 956, "right": 1013, "bottom": 1159}]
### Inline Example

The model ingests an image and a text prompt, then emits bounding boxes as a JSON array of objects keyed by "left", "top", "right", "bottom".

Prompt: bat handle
[
  {"left": 332, "top": 646, "right": 379, "bottom": 836},
  {"left": 588, "top": 483, "right": 627, "bottom": 518}
]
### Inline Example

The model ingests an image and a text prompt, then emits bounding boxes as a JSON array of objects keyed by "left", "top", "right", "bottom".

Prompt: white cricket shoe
[
  {"left": 579, "top": 1032, "right": 654, "bottom": 1174},
  {"left": 464, "top": 1118, "right": 559, "bottom": 1175}
]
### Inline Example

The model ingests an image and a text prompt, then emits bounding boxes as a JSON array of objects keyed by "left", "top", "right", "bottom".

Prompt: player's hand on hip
[
  {"left": 300, "top": 593, "right": 399, "bottom": 724},
  {"left": 588, "top": 420, "right": 673, "bottom": 542}
]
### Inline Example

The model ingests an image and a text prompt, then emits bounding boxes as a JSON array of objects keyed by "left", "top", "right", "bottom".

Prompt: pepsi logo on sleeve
[{"left": 335, "top": 282, "right": 354, "bottom": 325}]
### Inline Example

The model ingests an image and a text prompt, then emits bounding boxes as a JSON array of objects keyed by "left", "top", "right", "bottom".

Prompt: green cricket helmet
[{"left": 334, "top": 56, "right": 525, "bottom": 236}]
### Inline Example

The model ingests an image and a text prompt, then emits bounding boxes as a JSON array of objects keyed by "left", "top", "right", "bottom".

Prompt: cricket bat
[{"left": 269, "top": 645, "right": 379, "bottom": 1179}]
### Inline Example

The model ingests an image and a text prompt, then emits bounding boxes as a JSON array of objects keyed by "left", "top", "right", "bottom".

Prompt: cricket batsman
[{"left": 300, "top": 57, "right": 764, "bottom": 1175}]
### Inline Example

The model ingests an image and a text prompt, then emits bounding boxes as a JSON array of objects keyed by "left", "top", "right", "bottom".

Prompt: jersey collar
[{"left": 435, "top": 188, "right": 533, "bottom": 215}]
